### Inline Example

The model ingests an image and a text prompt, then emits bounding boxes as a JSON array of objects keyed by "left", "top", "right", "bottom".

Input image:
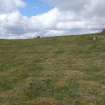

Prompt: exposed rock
[
  {"left": 102, "top": 28, "right": 105, "bottom": 32},
  {"left": 37, "top": 36, "right": 41, "bottom": 38}
]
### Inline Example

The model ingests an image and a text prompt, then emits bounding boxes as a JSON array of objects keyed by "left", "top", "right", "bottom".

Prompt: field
[{"left": 0, "top": 33, "right": 105, "bottom": 105}]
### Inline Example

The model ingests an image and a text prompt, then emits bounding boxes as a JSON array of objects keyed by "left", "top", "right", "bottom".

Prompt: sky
[
  {"left": 20, "top": 0, "right": 53, "bottom": 16},
  {"left": 0, "top": 0, "right": 104, "bottom": 39}
]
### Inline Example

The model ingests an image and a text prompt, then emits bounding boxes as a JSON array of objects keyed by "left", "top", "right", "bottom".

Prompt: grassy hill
[{"left": 0, "top": 33, "right": 105, "bottom": 105}]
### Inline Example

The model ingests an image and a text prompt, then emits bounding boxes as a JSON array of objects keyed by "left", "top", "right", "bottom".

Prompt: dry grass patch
[
  {"left": 63, "top": 70, "right": 86, "bottom": 80},
  {"left": 33, "top": 97, "right": 60, "bottom": 105},
  {"left": 55, "top": 79, "right": 67, "bottom": 88}
]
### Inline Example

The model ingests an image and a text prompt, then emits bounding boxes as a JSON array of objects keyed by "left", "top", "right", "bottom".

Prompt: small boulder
[
  {"left": 37, "top": 36, "right": 40, "bottom": 38},
  {"left": 92, "top": 36, "right": 97, "bottom": 41}
]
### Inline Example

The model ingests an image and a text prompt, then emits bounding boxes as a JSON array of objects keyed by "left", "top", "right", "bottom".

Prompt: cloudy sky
[{"left": 0, "top": 0, "right": 104, "bottom": 39}]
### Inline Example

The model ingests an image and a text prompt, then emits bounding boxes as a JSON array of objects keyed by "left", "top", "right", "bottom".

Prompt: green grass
[{"left": 0, "top": 33, "right": 105, "bottom": 105}]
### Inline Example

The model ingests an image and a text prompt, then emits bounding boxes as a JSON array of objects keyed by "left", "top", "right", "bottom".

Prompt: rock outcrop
[{"left": 102, "top": 28, "right": 105, "bottom": 32}]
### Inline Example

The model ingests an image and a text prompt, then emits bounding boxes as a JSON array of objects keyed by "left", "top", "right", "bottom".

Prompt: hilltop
[{"left": 0, "top": 32, "right": 105, "bottom": 105}]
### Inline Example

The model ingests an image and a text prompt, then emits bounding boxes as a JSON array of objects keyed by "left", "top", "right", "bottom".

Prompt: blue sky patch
[{"left": 20, "top": 0, "right": 53, "bottom": 16}]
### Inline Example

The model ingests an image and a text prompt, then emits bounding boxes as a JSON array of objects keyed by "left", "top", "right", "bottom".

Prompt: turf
[{"left": 0, "top": 33, "right": 105, "bottom": 105}]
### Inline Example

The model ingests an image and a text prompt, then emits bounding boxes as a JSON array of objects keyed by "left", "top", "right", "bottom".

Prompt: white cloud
[
  {"left": 30, "top": 8, "right": 59, "bottom": 29},
  {"left": 0, "top": 0, "right": 25, "bottom": 14},
  {"left": 0, "top": 0, "right": 104, "bottom": 39},
  {"left": 0, "top": 7, "right": 61, "bottom": 39}
]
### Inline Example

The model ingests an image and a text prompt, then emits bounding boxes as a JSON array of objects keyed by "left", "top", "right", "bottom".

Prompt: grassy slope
[{"left": 0, "top": 33, "right": 105, "bottom": 105}]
